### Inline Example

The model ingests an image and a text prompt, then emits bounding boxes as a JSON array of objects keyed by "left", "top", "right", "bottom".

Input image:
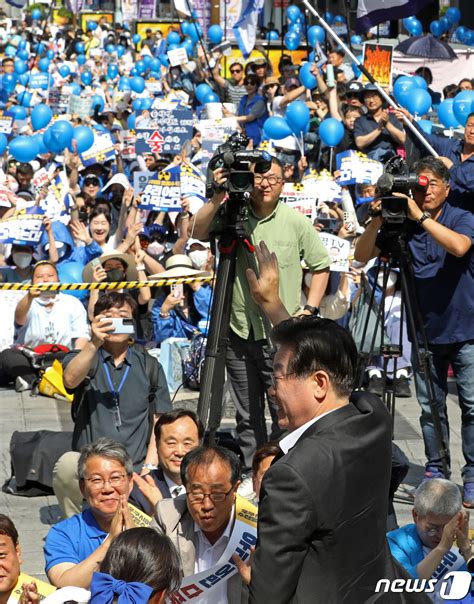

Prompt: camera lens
[{"left": 230, "top": 171, "right": 252, "bottom": 191}]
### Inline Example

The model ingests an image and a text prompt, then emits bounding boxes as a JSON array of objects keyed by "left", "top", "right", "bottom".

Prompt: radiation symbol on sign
[
  {"left": 293, "top": 183, "right": 304, "bottom": 191},
  {"left": 147, "top": 131, "right": 165, "bottom": 153}
]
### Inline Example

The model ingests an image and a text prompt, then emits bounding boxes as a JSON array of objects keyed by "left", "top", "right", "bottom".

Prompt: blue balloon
[
  {"left": 333, "top": 15, "right": 345, "bottom": 24},
  {"left": 446, "top": 7, "right": 461, "bottom": 25},
  {"left": 50, "top": 120, "right": 74, "bottom": 148},
  {"left": 284, "top": 31, "right": 300, "bottom": 51},
  {"left": 87, "top": 20, "right": 98, "bottom": 31},
  {"left": 439, "top": 17, "right": 450, "bottom": 33},
  {"left": 203, "top": 92, "right": 220, "bottom": 104},
  {"left": 107, "top": 64, "right": 118, "bottom": 79},
  {"left": 324, "top": 12, "right": 335, "bottom": 24},
  {"left": 159, "top": 54, "right": 169, "bottom": 67},
  {"left": 436, "top": 99, "right": 459, "bottom": 128},
  {"left": 402, "top": 16, "right": 417, "bottom": 30},
  {"left": 135, "top": 60, "right": 146, "bottom": 74},
  {"left": 14, "top": 59, "right": 27, "bottom": 75},
  {"left": 132, "top": 34, "right": 141, "bottom": 45},
  {"left": 404, "top": 88, "right": 431, "bottom": 116},
  {"left": 167, "top": 31, "right": 181, "bottom": 45},
  {"left": 393, "top": 76, "right": 419, "bottom": 105},
  {"left": 35, "top": 43, "right": 45, "bottom": 56},
  {"left": 299, "top": 62, "right": 317, "bottom": 90},
  {"left": 9, "top": 136, "right": 40, "bottom": 162},
  {"left": 452, "top": 90, "right": 474, "bottom": 126},
  {"left": 18, "top": 90, "right": 32, "bottom": 107},
  {"left": 129, "top": 67, "right": 139, "bottom": 76},
  {"left": 464, "top": 30, "right": 474, "bottom": 46},
  {"left": 71, "top": 126, "right": 94, "bottom": 153},
  {"left": 43, "top": 128, "right": 64, "bottom": 153},
  {"left": 150, "top": 58, "right": 161, "bottom": 72},
  {"left": 31, "top": 104, "right": 52, "bottom": 131},
  {"left": 5, "top": 46, "right": 16, "bottom": 58},
  {"left": 266, "top": 30, "right": 279, "bottom": 41},
  {"left": 130, "top": 76, "right": 146, "bottom": 93},
  {"left": 58, "top": 262, "right": 87, "bottom": 300},
  {"left": 46, "top": 49, "right": 54, "bottom": 60},
  {"left": 32, "top": 133, "right": 48, "bottom": 155},
  {"left": 81, "top": 71, "right": 92, "bottom": 86},
  {"left": 188, "top": 23, "right": 202, "bottom": 43},
  {"left": 38, "top": 57, "right": 50, "bottom": 72},
  {"left": 407, "top": 18, "right": 423, "bottom": 36},
  {"left": 118, "top": 76, "right": 131, "bottom": 91},
  {"left": 18, "top": 39, "right": 27, "bottom": 50},
  {"left": 132, "top": 98, "right": 143, "bottom": 111},
  {"left": 429, "top": 21, "right": 442, "bottom": 37},
  {"left": 263, "top": 116, "right": 293, "bottom": 140},
  {"left": 2, "top": 73, "right": 17, "bottom": 91},
  {"left": 127, "top": 114, "right": 136, "bottom": 130},
  {"left": 351, "top": 54, "right": 364, "bottom": 78},
  {"left": 286, "top": 100, "right": 310, "bottom": 135},
  {"left": 17, "top": 73, "right": 29, "bottom": 86},
  {"left": 181, "top": 38, "right": 195, "bottom": 54},
  {"left": 31, "top": 8, "right": 42, "bottom": 20},
  {"left": 17, "top": 48, "right": 29, "bottom": 61},
  {"left": 75, "top": 42, "right": 85, "bottom": 54},
  {"left": 70, "top": 82, "right": 81, "bottom": 95},
  {"left": 181, "top": 22, "right": 190, "bottom": 36},
  {"left": 413, "top": 75, "right": 428, "bottom": 90},
  {"left": 58, "top": 64, "right": 70, "bottom": 78},
  {"left": 91, "top": 94, "right": 105, "bottom": 112},
  {"left": 142, "top": 55, "right": 152, "bottom": 68},
  {"left": 319, "top": 118, "right": 344, "bottom": 147},
  {"left": 106, "top": 44, "right": 116, "bottom": 54},
  {"left": 455, "top": 26, "right": 468, "bottom": 43},
  {"left": 0, "top": 133, "right": 7, "bottom": 155},
  {"left": 417, "top": 119, "right": 433, "bottom": 134},
  {"left": 196, "top": 83, "right": 213, "bottom": 104},
  {"left": 76, "top": 54, "right": 86, "bottom": 66},
  {"left": 208, "top": 25, "right": 223, "bottom": 45},
  {"left": 9, "top": 106, "right": 27, "bottom": 120},
  {"left": 351, "top": 35, "right": 363, "bottom": 45},
  {"left": 167, "top": 43, "right": 179, "bottom": 51},
  {"left": 117, "top": 45, "right": 125, "bottom": 58},
  {"left": 308, "top": 25, "right": 325, "bottom": 46},
  {"left": 141, "top": 98, "right": 153, "bottom": 110},
  {"left": 286, "top": 5, "right": 301, "bottom": 23},
  {"left": 148, "top": 71, "right": 161, "bottom": 80}
]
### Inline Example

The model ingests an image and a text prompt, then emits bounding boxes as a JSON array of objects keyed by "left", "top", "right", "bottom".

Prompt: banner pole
[{"left": 300, "top": 0, "right": 439, "bottom": 158}]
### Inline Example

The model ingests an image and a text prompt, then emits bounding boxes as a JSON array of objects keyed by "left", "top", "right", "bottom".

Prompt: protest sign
[
  {"left": 49, "top": 85, "right": 72, "bottom": 115},
  {"left": 168, "top": 47, "right": 189, "bottom": 67},
  {"left": 145, "top": 77, "right": 163, "bottom": 96},
  {"left": 69, "top": 95, "right": 94, "bottom": 119},
  {"left": 39, "top": 172, "right": 72, "bottom": 222},
  {"left": 138, "top": 166, "right": 181, "bottom": 211},
  {"left": 29, "top": 73, "right": 50, "bottom": 89},
  {"left": 318, "top": 233, "right": 351, "bottom": 272},
  {"left": 362, "top": 42, "right": 394, "bottom": 89},
  {"left": 33, "top": 168, "right": 50, "bottom": 194},
  {"left": 122, "top": 130, "right": 136, "bottom": 159},
  {"left": 0, "top": 110, "right": 14, "bottom": 135},
  {"left": 303, "top": 170, "right": 342, "bottom": 204},
  {"left": 195, "top": 117, "right": 238, "bottom": 171},
  {"left": 180, "top": 163, "right": 206, "bottom": 214},
  {"left": 136, "top": 108, "right": 194, "bottom": 155},
  {"left": 133, "top": 171, "right": 155, "bottom": 194},
  {"left": 281, "top": 182, "right": 317, "bottom": 220},
  {"left": 79, "top": 132, "right": 116, "bottom": 168},
  {"left": 336, "top": 150, "right": 384, "bottom": 185},
  {"left": 0, "top": 207, "right": 45, "bottom": 245},
  {"left": 0, "top": 185, "right": 15, "bottom": 208},
  {"left": 9, "top": 573, "right": 56, "bottom": 602}
]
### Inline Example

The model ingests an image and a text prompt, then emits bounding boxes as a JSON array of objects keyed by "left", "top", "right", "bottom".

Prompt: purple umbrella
[{"left": 395, "top": 34, "right": 458, "bottom": 60}]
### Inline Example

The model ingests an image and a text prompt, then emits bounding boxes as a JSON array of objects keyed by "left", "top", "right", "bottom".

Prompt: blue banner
[
  {"left": 138, "top": 166, "right": 181, "bottom": 211},
  {"left": 0, "top": 207, "right": 45, "bottom": 245}
]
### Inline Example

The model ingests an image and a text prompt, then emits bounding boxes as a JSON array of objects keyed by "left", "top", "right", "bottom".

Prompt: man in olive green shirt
[{"left": 191, "top": 156, "right": 330, "bottom": 469}]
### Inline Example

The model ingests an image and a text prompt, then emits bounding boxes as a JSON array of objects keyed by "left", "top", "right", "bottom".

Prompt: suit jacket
[
  {"left": 129, "top": 467, "right": 172, "bottom": 514},
  {"left": 152, "top": 496, "right": 248, "bottom": 604},
  {"left": 249, "top": 392, "right": 408, "bottom": 604}
]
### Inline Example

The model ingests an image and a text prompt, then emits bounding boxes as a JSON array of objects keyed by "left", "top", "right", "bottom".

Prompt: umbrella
[{"left": 395, "top": 34, "right": 458, "bottom": 60}]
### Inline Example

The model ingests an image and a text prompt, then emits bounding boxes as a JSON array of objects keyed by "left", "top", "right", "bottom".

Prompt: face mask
[
  {"left": 37, "top": 291, "right": 58, "bottom": 305},
  {"left": 147, "top": 242, "right": 165, "bottom": 257},
  {"left": 377, "top": 270, "right": 398, "bottom": 289},
  {"left": 106, "top": 269, "right": 126, "bottom": 283},
  {"left": 188, "top": 250, "right": 208, "bottom": 270},
  {"left": 12, "top": 252, "right": 33, "bottom": 269}
]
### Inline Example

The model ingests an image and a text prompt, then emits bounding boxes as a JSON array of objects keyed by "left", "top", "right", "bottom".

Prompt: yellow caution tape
[{"left": 0, "top": 275, "right": 214, "bottom": 292}]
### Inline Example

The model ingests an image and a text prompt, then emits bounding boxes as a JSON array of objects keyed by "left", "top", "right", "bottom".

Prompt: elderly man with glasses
[
  {"left": 388, "top": 479, "right": 473, "bottom": 585},
  {"left": 44, "top": 438, "right": 135, "bottom": 589},
  {"left": 152, "top": 446, "right": 248, "bottom": 603},
  {"left": 191, "top": 156, "right": 330, "bottom": 471}
]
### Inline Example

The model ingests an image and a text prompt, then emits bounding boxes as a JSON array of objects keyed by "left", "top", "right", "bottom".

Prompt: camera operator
[
  {"left": 354, "top": 157, "right": 474, "bottom": 506},
  {"left": 190, "top": 155, "right": 331, "bottom": 470}
]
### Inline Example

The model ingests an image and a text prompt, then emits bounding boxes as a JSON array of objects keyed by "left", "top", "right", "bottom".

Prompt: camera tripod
[
  {"left": 196, "top": 192, "right": 274, "bottom": 444},
  {"left": 356, "top": 234, "right": 450, "bottom": 478}
]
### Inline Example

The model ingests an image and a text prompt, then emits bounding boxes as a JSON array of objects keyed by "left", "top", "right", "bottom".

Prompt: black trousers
[{"left": 0, "top": 348, "right": 36, "bottom": 386}]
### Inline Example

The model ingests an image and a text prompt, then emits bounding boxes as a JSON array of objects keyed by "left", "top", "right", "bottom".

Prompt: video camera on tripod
[
  {"left": 376, "top": 156, "right": 429, "bottom": 225},
  {"left": 205, "top": 131, "right": 272, "bottom": 198}
]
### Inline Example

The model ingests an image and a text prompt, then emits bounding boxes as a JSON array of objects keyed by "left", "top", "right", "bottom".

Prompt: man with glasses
[
  {"left": 212, "top": 60, "right": 247, "bottom": 106},
  {"left": 388, "top": 478, "right": 473, "bottom": 584},
  {"left": 152, "top": 446, "right": 247, "bottom": 603},
  {"left": 44, "top": 438, "right": 135, "bottom": 589},
  {"left": 191, "top": 156, "right": 330, "bottom": 470}
]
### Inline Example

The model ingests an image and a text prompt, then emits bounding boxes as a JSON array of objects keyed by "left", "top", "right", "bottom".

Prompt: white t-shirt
[
  {"left": 422, "top": 545, "right": 465, "bottom": 603},
  {"left": 15, "top": 293, "right": 90, "bottom": 349}
]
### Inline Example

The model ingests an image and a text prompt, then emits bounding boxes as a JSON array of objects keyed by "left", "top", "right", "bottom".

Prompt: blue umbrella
[{"left": 395, "top": 34, "right": 458, "bottom": 60}]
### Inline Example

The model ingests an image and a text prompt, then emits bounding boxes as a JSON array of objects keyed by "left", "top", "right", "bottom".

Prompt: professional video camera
[
  {"left": 205, "top": 131, "right": 272, "bottom": 198},
  {"left": 376, "top": 156, "right": 428, "bottom": 225}
]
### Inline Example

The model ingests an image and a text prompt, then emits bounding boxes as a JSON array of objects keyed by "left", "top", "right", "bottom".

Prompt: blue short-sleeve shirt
[
  {"left": 44, "top": 508, "right": 107, "bottom": 574},
  {"left": 353, "top": 112, "right": 404, "bottom": 161}
]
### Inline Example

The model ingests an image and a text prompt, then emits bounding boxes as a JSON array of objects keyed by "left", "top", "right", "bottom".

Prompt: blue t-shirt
[
  {"left": 353, "top": 112, "right": 404, "bottom": 161},
  {"left": 44, "top": 508, "right": 107, "bottom": 573}
]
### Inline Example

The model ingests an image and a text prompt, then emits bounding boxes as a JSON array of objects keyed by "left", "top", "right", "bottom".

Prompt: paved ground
[{"left": 0, "top": 380, "right": 464, "bottom": 584}]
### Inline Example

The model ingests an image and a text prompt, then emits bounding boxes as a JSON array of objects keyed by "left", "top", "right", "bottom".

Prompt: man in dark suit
[{"left": 130, "top": 409, "right": 203, "bottom": 514}]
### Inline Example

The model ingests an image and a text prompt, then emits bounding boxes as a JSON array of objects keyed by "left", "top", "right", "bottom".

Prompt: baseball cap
[{"left": 284, "top": 77, "right": 301, "bottom": 89}]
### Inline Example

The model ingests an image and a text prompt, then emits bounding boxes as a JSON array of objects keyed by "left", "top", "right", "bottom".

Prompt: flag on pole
[
  {"left": 356, "top": 0, "right": 430, "bottom": 33},
  {"left": 233, "top": 0, "right": 265, "bottom": 59},
  {"left": 174, "top": 0, "right": 192, "bottom": 17},
  {"left": 6, "top": 0, "right": 27, "bottom": 8}
]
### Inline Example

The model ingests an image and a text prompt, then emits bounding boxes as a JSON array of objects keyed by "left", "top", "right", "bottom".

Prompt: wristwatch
[
  {"left": 303, "top": 304, "right": 320, "bottom": 315},
  {"left": 417, "top": 211, "right": 431, "bottom": 225},
  {"left": 141, "top": 464, "right": 158, "bottom": 471}
]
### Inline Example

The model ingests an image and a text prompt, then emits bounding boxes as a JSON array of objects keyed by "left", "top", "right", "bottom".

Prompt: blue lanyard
[{"left": 101, "top": 351, "right": 130, "bottom": 400}]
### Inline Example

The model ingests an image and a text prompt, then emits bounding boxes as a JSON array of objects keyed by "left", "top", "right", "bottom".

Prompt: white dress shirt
[
  {"left": 193, "top": 508, "right": 234, "bottom": 604},
  {"left": 279, "top": 410, "right": 337, "bottom": 454}
]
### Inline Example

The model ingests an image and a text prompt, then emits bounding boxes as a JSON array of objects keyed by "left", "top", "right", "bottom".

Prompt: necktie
[{"left": 172, "top": 485, "right": 185, "bottom": 497}]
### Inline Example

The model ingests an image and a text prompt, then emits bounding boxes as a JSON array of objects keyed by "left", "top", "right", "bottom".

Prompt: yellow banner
[
  {"left": 128, "top": 502, "right": 152, "bottom": 527},
  {"left": 9, "top": 573, "right": 56, "bottom": 601}
]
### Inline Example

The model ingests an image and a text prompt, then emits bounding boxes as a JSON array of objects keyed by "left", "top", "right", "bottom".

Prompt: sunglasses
[
  {"left": 84, "top": 178, "right": 99, "bottom": 186},
  {"left": 230, "top": 68, "right": 242, "bottom": 74}
]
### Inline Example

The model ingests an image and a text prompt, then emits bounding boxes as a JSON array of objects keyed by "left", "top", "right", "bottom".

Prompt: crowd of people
[{"left": 0, "top": 3, "right": 474, "bottom": 603}]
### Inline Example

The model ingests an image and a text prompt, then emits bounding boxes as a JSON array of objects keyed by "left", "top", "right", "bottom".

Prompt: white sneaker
[{"left": 15, "top": 376, "right": 31, "bottom": 392}]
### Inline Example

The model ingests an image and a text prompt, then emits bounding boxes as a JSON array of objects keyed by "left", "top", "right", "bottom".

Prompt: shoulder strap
[{"left": 70, "top": 353, "right": 100, "bottom": 422}]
